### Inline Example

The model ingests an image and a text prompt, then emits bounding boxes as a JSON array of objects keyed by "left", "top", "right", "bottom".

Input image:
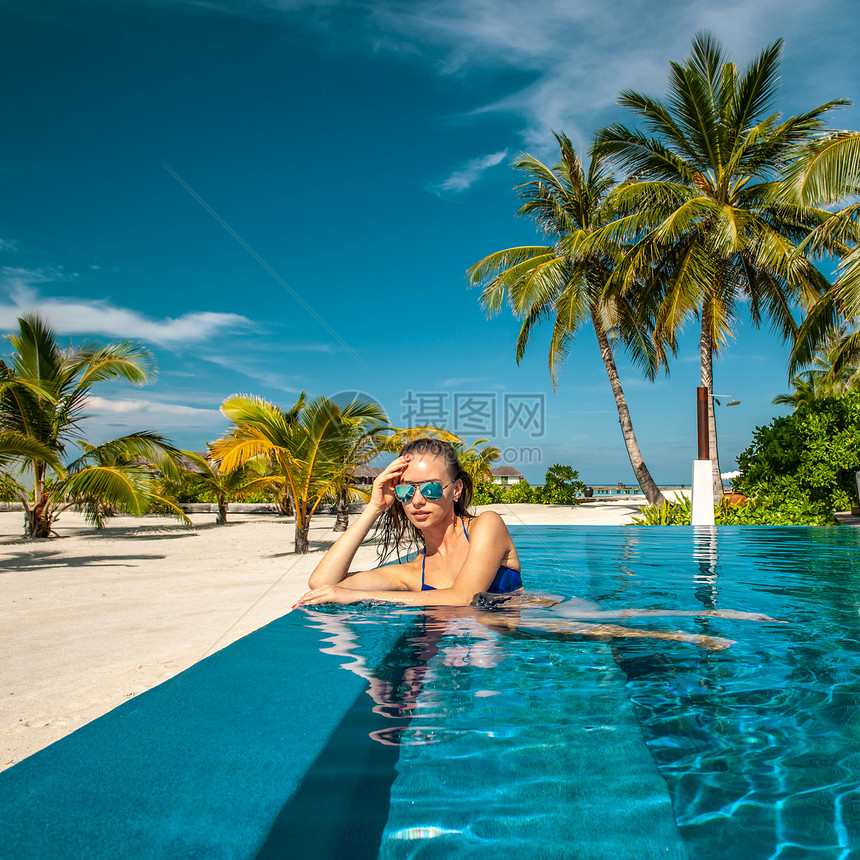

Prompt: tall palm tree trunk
[
  {"left": 591, "top": 306, "right": 667, "bottom": 506},
  {"left": 700, "top": 319, "right": 723, "bottom": 505}
]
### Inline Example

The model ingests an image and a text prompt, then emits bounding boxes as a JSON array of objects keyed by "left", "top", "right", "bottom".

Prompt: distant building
[
  {"left": 353, "top": 466, "right": 384, "bottom": 486},
  {"left": 490, "top": 466, "right": 524, "bottom": 486}
]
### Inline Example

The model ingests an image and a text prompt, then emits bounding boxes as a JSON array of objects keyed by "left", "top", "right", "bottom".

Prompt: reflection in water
[
  {"left": 311, "top": 609, "right": 507, "bottom": 747},
  {"left": 307, "top": 591, "right": 783, "bottom": 752},
  {"left": 693, "top": 526, "right": 719, "bottom": 611}
]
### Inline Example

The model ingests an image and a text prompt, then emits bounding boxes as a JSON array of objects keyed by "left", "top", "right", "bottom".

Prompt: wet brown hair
[{"left": 375, "top": 438, "right": 473, "bottom": 563}]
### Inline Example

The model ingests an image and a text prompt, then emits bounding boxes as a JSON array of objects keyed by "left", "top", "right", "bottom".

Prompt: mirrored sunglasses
[{"left": 394, "top": 480, "right": 453, "bottom": 503}]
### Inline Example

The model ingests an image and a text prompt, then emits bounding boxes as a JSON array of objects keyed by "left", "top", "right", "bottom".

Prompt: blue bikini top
[{"left": 420, "top": 518, "right": 523, "bottom": 594}]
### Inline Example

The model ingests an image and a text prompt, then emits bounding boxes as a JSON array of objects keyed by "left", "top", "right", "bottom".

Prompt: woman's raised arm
[{"left": 306, "top": 455, "right": 410, "bottom": 590}]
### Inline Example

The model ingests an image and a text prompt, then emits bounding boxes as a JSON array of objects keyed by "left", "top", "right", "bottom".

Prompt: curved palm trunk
[
  {"left": 591, "top": 306, "right": 667, "bottom": 506},
  {"left": 700, "top": 320, "right": 723, "bottom": 505}
]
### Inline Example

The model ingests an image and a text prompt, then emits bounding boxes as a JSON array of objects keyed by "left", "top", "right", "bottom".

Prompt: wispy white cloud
[
  {"left": 199, "top": 352, "right": 304, "bottom": 393},
  {"left": 79, "top": 396, "right": 226, "bottom": 442},
  {"left": 0, "top": 267, "right": 251, "bottom": 346},
  {"left": 157, "top": 1, "right": 855, "bottom": 170},
  {"left": 435, "top": 150, "right": 509, "bottom": 193},
  {"left": 86, "top": 395, "right": 220, "bottom": 422},
  {"left": 369, "top": 0, "right": 818, "bottom": 150},
  {"left": 0, "top": 239, "right": 19, "bottom": 252}
]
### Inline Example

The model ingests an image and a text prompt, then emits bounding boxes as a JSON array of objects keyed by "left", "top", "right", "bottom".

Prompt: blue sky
[{"left": 2, "top": 0, "right": 858, "bottom": 484}]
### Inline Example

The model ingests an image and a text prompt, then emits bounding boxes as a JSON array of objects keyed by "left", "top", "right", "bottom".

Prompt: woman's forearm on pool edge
[{"left": 298, "top": 583, "right": 477, "bottom": 607}]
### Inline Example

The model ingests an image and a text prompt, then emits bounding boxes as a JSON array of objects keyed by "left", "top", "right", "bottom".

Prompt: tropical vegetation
[
  {"left": 324, "top": 406, "right": 456, "bottom": 533},
  {"left": 774, "top": 326, "right": 860, "bottom": 409},
  {"left": 162, "top": 451, "right": 271, "bottom": 524},
  {"left": 450, "top": 438, "right": 501, "bottom": 485},
  {"left": 595, "top": 33, "right": 851, "bottom": 503},
  {"left": 733, "top": 392, "right": 860, "bottom": 523},
  {"left": 472, "top": 464, "right": 585, "bottom": 506},
  {"left": 635, "top": 392, "right": 860, "bottom": 526},
  {"left": 209, "top": 393, "right": 351, "bottom": 552},
  {"left": 468, "top": 132, "right": 669, "bottom": 506},
  {"left": 208, "top": 392, "right": 456, "bottom": 552},
  {"left": 782, "top": 131, "right": 860, "bottom": 384},
  {"left": 0, "top": 314, "right": 188, "bottom": 537}
]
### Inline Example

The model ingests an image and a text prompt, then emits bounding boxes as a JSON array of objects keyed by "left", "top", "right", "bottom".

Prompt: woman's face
[{"left": 398, "top": 452, "right": 461, "bottom": 528}]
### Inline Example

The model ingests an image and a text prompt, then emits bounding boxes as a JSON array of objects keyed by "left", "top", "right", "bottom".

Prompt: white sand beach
[{"left": 0, "top": 500, "right": 651, "bottom": 772}]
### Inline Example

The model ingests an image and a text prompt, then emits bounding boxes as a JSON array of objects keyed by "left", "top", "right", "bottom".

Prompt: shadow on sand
[{"left": 0, "top": 549, "right": 167, "bottom": 572}]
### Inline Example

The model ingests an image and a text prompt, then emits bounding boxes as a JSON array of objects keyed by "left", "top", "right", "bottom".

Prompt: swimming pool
[{"left": 2, "top": 526, "right": 858, "bottom": 858}]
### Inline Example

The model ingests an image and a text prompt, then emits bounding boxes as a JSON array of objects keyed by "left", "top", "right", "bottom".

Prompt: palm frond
[
  {"left": 781, "top": 131, "right": 860, "bottom": 205},
  {"left": 58, "top": 465, "right": 153, "bottom": 518},
  {"left": 0, "top": 431, "right": 64, "bottom": 471}
]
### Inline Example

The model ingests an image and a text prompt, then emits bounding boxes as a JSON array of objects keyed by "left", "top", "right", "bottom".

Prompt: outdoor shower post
[
  {"left": 696, "top": 386, "right": 709, "bottom": 459},
  {"left": 691, "top": 386, "right": 715, "bottom": 525}
]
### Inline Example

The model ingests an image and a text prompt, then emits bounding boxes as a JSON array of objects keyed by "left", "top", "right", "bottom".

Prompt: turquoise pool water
[
  {"left": 513, "top": 526, "right": 860, "bottom": 859},
  {"left": 2, "top": 526, "right": 859, "bottom": 858}
]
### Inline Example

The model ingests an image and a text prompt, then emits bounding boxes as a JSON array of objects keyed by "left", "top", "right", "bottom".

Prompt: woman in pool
[
  {"left": 297, "top": 438, "right": 521, "bottom": 607},
  {"left": 297, "top": 439, "right": 782, "bottom": 650}
]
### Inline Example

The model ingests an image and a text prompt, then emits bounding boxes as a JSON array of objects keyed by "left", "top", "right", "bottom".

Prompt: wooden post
[{"left": 696, "top": 386, "right": 709, "bottom": 459}]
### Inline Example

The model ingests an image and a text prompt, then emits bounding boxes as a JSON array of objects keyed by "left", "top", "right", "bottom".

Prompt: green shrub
[
  {"left": 733, "top": 393, "right": 860, "bottom": 523},
  {"left": 162, "top": 473, "right": 273, "bottom": 505},
  {"left": 715, "top": 493, "right": 834, "bottom": 525},
  {"left": 473, "top": 465, "right": 585, "bottom": 506},
  {"left": 535, "top": 464, "right": 585, "bottom": 505},
  {"left": 472, "top": 480, "right": 508, "bottom": 505},
  {"left": 632, "top": 497, "right": 692, "bottom": 525},
  {"left": 504, "top": 479, "right": 538, "bottom": 503}
]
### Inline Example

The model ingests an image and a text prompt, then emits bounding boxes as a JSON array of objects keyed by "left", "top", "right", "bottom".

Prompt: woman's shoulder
[{"left": 465, "top": 510, "right": 511, "bottom": 536}]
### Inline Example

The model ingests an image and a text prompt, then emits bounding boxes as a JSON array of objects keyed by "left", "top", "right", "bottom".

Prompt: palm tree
[
  {"left": 210, "top": 393, "right": 358, "bottom": 553},
  {"left": 66, "top": 435, "right": 191, "bottom": 527},
  {"left": 772, "top": 375, "right": 831, "bottom": 410},
  {"left": 324, "top": 401, "right": 458, "bottom": 532},
  {"left": 597, "top": 33, "right": 847, "bottom": 502},
  {"left": 451, "top": 438, "right": 500, "bottom": 485},
  {"left": 780, "top": 131, "right": 860, "bottom": 379},
  {"left": 775, "top": 325, "right": 860, "bottom": 408},
  {"left": 317, "top": 396, "right": 390, "bottom": 532},
  {"left": 468, "top": 132, "right": 669, "bottom": 506},
  {"left": 173, "top": 450, "right": 270, "bottom": 525},
  {"left": 0, "top": 313, "right": 185, "bottom": 537}
]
